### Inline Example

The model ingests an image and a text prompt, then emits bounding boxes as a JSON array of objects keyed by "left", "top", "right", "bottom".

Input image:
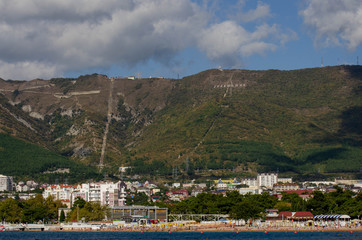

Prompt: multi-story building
[
  {"left": 42, "top": 181, "right": 127, "bottom": 207},
  {"left": 257, "top": 173, "right": 278, "bottom": 189},
  {"left": 241, "top": 178, "right": 257, "bottom": 187},
  {"left": 239, "top": 186, "right": 263, "bottom": 195},
  {"left": 0, "top": 174, "right": 14, "bottom": 191},
  {"left": 278, "top": 177, "right": 293, "bottom": 184},
  {"left": 273, "top": 183, "right": 299, "bottom": 193}
]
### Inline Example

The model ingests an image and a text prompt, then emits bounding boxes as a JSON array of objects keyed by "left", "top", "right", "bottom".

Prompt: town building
[
  {"left": 166, "top": 189, "right": 189, "bottom": 201},
  {"left": 266, "top": 211, "right": 314, "bottom": 225},
  {"left": 0, "top": 174, "right": 14, "bottom": 191},
  {"left": 240, "top": 178, "right": 257, "bottom": 187},
  {"left": 273, "top": 183, "right": 300, "bottom": 193},
  {"left": 111, "top": 205, "right": 168, "bottom": 223},
  {"left": 42, "top": 181, "right": 127, "bottom": 207},
  {"left": 239, "top": 186, "right": 263, "bottom": 195},
  {"left": 275, "top": 190, "right": 314, "bottom": 200},
  {"left": 257, "top": 173, "right": 278, "bottom": 189},
  {"left": 278, "top": 177, "right": 293, "bottom": 184}
]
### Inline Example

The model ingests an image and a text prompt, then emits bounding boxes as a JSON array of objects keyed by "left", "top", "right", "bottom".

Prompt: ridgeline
[{"left": 0, "top": 66, "right": 361, "bottom": 182}]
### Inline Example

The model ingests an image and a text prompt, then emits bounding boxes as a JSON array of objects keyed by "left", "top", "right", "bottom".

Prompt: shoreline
[{"left": 47, "top": 225, "right": 362, "bottom": 233}]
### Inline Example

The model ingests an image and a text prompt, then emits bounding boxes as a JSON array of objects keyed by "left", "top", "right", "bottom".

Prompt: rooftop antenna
[{"left": 321, "top": 56, "right": 323, "bottom": 67}]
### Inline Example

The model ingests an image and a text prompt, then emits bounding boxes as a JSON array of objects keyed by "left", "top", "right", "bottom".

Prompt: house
[
  {"left": 137, "top": 187, "right": 151, "bottom": 196},
  {"left": 278, "top": 178, "right": 293, "bottom": 184},
  {"left": 265, "top": 209, "right": 279, "bottom": 219},
  {"left": 196, "top": 183, "right": 207, "bottom": 189},
  {"left": 275, "top": 190, "right": 314, "bottom": 200},
  {"left": 183, "top": 183, "right": 193, "bottom": 189},
  {"left": 191, "top": 188, "right": 204, "bottom": 197},
  {"left": 273, "top": 183, "right": 299, "bottom": 193},
  {"left": 166, "top": 189, "right": 189, "bottom": 201},
  {"left": 172, "top": 183, "right": 181, "bottom": 188},
  {"left": 214, "top": 179, "right": 241, "bottom": 190},
  {"left": 239, "top": 186, "right": 262, "bottom": 195}
]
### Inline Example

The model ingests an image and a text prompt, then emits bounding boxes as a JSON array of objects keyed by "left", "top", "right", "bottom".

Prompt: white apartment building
[
  {"left": 273, "top": 183, "right": 299, "bottom": 193},
  {"left": 278, "top": 177, "right": 293, "bottom": 184},
  {"left": 241, "top": 178, "right": 258, "bottom": 187},
  {"left": 239, "top": 186, "right": 263, "bottom": 195},
  {"left": 257, "top": 173, "right": 278, "bottom": 189},
  {"left": 43, "top": 181, "right": 127, "bottom": 207},
  {"left": 0, "top": 174, "right": 14, "bottom": 191}
]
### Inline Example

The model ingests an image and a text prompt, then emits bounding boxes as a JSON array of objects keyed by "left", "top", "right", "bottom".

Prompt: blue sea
[{"left": 0, "top": 231, "right": 360, "bottom": 240}]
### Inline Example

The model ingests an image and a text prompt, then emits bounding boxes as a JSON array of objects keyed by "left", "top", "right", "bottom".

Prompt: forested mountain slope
[{"left": 0, "top": 66, "right": 361, "bottom": 180}]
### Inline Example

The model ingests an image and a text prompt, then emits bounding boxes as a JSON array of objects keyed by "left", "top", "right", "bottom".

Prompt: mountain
[{"left": 0, "top": 66, "right": 361, "bottom": 180}]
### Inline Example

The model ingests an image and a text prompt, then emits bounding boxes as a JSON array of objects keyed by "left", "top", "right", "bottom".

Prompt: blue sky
[{"left": 0, "top": 0, "right": 361, "bottom": 80}]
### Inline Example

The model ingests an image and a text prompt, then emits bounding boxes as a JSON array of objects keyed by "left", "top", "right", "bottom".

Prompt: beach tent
[{"left": 313, "top": 214, "right": 350, "bottom": 220}]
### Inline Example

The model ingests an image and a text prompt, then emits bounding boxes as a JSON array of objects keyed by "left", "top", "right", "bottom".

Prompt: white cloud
[
  {"left": 300, "top": 0, "right": 362, "bottom": 50},
  {"left": 0, "top": 0, "right": 296, "bottom": 79},
  {"left": 0, "top": 60, "right": 61, "bottom": 80},
  {"left": 234, "top": 0, "right": 272, "bottom": 23},
  {"left": 197, "top": 21, "right": 293, "bottom": 67}
]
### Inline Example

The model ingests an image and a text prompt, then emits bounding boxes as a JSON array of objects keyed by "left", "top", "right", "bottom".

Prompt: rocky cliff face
[{"left": 0, "top": 74, "right": 176, "bottom": 166}]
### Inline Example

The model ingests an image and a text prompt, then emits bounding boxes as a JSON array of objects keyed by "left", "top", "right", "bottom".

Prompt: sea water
[{"left": 0, "top": 231, "right": 360, "bottom": 240}]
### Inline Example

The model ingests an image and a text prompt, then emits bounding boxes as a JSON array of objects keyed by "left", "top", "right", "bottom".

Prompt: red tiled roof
[
  {"left": 278, "top": 212, "right": 293, "bottom": 217},
  {"left": 282, "top": 190, "right": 313, "bottom": 195},
  {"left": 293, "top": 211, "right": 314, "bottom": 218}
]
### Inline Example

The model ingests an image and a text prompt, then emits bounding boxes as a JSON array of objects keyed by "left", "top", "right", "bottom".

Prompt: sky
[{"left": 0, "top": 0, "right": 361, "bottom": 80}]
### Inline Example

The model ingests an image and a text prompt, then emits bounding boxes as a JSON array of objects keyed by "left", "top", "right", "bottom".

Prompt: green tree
[
  {"left": 126, "top": 192, "right": 150, "bottom": 206},
  {"left": 230, "top": 200, "right": 262, "bottom": 220},
  {"left": 306, "top": 191, "right": 331, "bottom": 215},
  {"left": 274, "top": 201, "right": 292, "bottom": 212},
  {"left": 0, "top": 198, "right": 22, "bottom": 223},
  {"left": 67, "top": 201, "right": 108, "bottom": 222},
  {"left": 59, "top": 210, "right": 65, "bottom": 222},
  {"left": 72, "top": 197, "right": 86, "bottom": 210},
  {"left": 281, "top": 192, "right": 305, "bottom": 211},
  {"left": 21, "top": 194, "right": 47, "bottom": 223}
]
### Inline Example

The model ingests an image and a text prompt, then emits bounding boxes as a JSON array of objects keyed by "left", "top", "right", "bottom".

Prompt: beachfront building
[
  {"left": 265, "top": 211, "right": 314, "bottom": 226},
  {"left": 74, "top": 181, "right": 127, "bottom": 207},
  {"left": 111, "top": 205, "right": 168, "bottom": 223},
  {"left": 0, "top": 174, "right": 14, "bottom": 191}
]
